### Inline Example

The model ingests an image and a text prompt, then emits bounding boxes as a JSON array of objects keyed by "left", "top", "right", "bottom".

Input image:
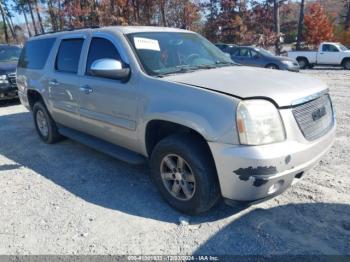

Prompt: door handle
[
  {"left": 79, "top": 85, "right": 93, "bottom": 94},
  {"left": 49, "top": 79, "right": 59, "bottom": 86}
]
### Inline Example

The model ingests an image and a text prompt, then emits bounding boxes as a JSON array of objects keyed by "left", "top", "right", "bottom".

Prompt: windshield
[
  {"left": 127, "top": 32, "right": 234, "bottom": 76},
  {"left": 255, "top": 48, "right": 274, "bottom": 57},
  {"left": 0, "top": 46, "right": 21, "bottom": 62},
  {"left": 337, "top": 44, "right": 348, "bottom": 51}
]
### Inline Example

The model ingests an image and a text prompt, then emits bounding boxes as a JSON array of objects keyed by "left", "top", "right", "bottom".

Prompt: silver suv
[{"left": 17, "top": 26, "right": 336, "bottom": 214}]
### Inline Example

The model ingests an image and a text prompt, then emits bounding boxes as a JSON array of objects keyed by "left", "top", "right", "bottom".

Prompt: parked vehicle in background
[
  {"left": 17, "top": 27, "right": 335, "bottom": 214},
  {"left": 0, "top": 44, "right": 21, "bottom": 100},
  {"left": 230, "top": 46, "right": 300, "bottom": 72},
  {"left": 215, "top": 43, "right": 237, "bottom": 54},
  {"left": 288, "top": 42, "right": 350, "bottom": 69}
]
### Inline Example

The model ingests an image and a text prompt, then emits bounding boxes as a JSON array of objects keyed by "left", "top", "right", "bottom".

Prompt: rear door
[
  {"left": 47, "top": 35, "right": 85, "bottom": 129},
  {"left": 78, "top": 33, "right": 140, "bottom": 152}
]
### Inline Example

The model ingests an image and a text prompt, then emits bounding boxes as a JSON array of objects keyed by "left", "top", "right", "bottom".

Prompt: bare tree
[
  {"left": 344, "top": 0, "right": 350, "bottom": 30},
  {"left": 33, "top": 0, "right": 44, "bottom": 33},
  {"left": 273, "top": 0, "right": 281, "bottom": 54},
  {"left": 296, "top": 0, "right": 306, "bottom": 50},
  {"left": 26, "top": 0, "right": 38, "bottom": 35},
  {"left": 0, "top": 1, "right": 9, "bottom": 43}
]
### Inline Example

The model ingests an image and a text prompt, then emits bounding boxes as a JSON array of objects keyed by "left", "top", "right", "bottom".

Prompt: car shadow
[
  {"left": 0, "top": 111, "right": 242, "bottom": 223},
  {"left": 0, "top": 99, "right": 20, "bottom": 107},
  {"left": 194, "top": 203, "right": 350, "bottom": 255},
  {"left": 304, "top": 67, "right": 346, "bottom": 71}
]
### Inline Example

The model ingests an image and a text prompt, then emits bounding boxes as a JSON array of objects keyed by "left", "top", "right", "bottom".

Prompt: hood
[
  {"left": 0, "top": 62, "right": 17, "bottom": 74},
  {"left": 163, "top": 66, "right": 327, "bottom": 107},
  {"left": 272, "top": 56, "right": 297, "bottom": 63}
]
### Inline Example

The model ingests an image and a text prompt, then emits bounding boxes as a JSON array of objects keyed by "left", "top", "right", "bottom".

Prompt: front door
[
  {"left": 78, "top": 35, "right": 139, "bottom": 152},
  {"left": 318, "top": 44, "right": 341, "bottom": 65}
]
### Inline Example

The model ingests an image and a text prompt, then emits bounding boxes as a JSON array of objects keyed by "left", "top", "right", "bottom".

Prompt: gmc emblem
[{"left": 312, "top": 106, "right": 327, "bottom": 121}]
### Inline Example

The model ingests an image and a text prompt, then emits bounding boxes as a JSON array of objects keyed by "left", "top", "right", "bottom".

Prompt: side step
[{"left": 58, "top": 126, "right": 146, "bottom": 165}]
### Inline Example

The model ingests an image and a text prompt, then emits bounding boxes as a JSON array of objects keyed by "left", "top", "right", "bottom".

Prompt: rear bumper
[{"left": 209, "top": 125, "right": 335, "bottom": 202}]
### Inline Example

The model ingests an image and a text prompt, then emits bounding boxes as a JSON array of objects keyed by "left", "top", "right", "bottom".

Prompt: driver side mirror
[{"left": 90, "top": 58, "right": 130, "bottom": 81}]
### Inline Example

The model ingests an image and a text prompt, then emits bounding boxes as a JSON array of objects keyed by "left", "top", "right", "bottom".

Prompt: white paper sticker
[{"left": 134, "top": 37, "right": 160, "bottom": 51}]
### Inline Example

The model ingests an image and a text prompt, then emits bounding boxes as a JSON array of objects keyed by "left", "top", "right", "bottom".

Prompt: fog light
[{"left": 268, "top": 180, "right": 284, "bottom": 195}]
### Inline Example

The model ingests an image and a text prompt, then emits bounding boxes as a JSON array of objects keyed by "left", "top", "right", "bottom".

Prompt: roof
[{"left": 30, "top": 26, "right": 192, "bottom": 40}]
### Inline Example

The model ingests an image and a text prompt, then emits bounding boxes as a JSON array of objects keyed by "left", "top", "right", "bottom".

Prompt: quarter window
[
  {"left": 55, "top": 38, "right": 84, "bottom": 73},
  {"left": 18, "top": 38, "right": 56, "bottom": 69},
  {"left": 86, "top": 37, "right": 121, "bottom": 76}
]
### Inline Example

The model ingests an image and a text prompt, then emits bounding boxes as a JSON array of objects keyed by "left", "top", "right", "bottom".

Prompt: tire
[
  {"left": 343, "top": 59, "right": 350, "bottom": 70},
  {"left": 265, "top": 64, "right": 279, "bottom": 70},
  {"left": 33, "top": 101, "right": 61, "bottom": 144},
  {"left": 150, "top": 134, "right": 220, "bottom": 215},
  {"left": 297, "top": 57, "right": 309, "bottom": 69}
]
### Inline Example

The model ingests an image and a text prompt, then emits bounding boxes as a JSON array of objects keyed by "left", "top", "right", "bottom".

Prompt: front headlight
[
  {"left": 282, "top": 60, "right": 295, "bottom": 67},
  {"left": 236, "top": 99, "right": 286, "bottom": 145},
  {"left": 0, "top": 74, "right": 8, "bottom": 84}
]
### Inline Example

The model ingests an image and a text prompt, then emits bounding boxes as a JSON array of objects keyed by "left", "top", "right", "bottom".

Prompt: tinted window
[
  {"left": 239, "top": 48, "right": 251, "bottom": 57},
  {"left": 322, "top": 44, "right": 339, "bottom": 52},
  {"left": 18, "top": 38, "right": 56, "bottom": 69},
  {"left": 55, "top": 39, "right": 84, "bottom": 73},
  {"left": 86, "top": 37, "right": 121, "bottom": 76},
  {"left": 0, "top": 46, "right": 21, "bottom": 63}
]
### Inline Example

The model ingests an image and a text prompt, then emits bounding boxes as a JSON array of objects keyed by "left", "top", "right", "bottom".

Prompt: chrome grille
[
  {"left": 7, "top": 73, "right": 17, "bottom": 87},
  {"left": 292, "top": 94, "right": 334, "bottom": 141}
]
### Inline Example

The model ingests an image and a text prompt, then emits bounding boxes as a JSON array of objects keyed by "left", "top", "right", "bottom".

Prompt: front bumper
[
  {"left": 0, "top": 83, "right": 18, "bottom": 100},
  {"left": 209, "top": 124, "right": 335, "bottom": 202}
]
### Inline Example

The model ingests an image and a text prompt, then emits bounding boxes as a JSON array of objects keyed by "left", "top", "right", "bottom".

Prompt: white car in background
[{"left": 288, "top": 42, "right": 350, "bottom": 69}]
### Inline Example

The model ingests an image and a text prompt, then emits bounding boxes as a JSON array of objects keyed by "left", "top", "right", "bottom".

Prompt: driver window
[
  {"left": 240, "top": 48, "right": 250, "bottom": 57},
  {"left": 250, "top": 50, "right": 259, "bottom": 58},
  {"left": 322, "top": 44, "right": 339, "bottom": 52},
  {"left": 86, "top": 37, "right": 121, "bottom": 76}
]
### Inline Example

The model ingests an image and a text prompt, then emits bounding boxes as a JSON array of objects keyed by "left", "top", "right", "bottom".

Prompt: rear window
[
  {"left": 18, "top": 38, "right": 56, "bottom": 69},
  {"left": 55, "top": 38, "right": 84, "bottom": 73}
]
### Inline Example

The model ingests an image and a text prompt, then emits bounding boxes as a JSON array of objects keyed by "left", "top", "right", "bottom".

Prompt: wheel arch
[
  {"left": 27, "top": 89, "right": 45, "bottom": 110},
  {"left": 341, "top": 57, "right": 350, "bottom": 66},
  {"left": 144, "top": 118, "right": 213, "bottom": 158}
]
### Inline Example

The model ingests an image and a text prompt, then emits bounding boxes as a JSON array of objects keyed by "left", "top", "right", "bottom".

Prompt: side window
[
  {"left": 18, "top": 38, "right": 56, "bottom": 69},
  {"left": 250, "top": 50, "right": 259, "bottom": 58},
  {"left": 322, "top": 44, "right": 338, "bottom": 52},
  {"left": 86, "top": 37, "right": 121, "bottom": 76},
  {"left": 322, "top": 44, "right": 330, "bottom": 52},
  {"left": 55, "top": 38, "right": 84, "bottom": 73},
  {"left": 231, "top": 48, "right": 240, "bottom": 57},
  {"left": 240, "top": 48, "right": 251, "bottom": 57}
]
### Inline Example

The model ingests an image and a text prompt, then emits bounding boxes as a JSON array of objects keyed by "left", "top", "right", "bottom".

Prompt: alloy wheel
[{"left": 160, "top": 154, "right": 196, "bottom": 201}]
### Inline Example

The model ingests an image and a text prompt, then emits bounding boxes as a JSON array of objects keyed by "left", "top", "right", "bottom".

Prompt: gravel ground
[{"left": 0, "top": 69, "right": 349, "bottom": 256}]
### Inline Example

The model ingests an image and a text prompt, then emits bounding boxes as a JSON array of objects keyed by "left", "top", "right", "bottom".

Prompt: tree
[
  {"left": 33, "top": 0, "right": 44, "bottom": 33},
  {"left": 304, "top": 2, "right": 334, "bottom": 47},
  {"left": 296, "top": 0, "right": 305, "bottom": 50},
  {"left": 0, "top": 2, "right": 9, "bottom": 43}
]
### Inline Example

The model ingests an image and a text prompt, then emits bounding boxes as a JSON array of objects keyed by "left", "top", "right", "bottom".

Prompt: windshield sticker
[{"left": 134, "top": 37, "right": 160, "bottom": 51}]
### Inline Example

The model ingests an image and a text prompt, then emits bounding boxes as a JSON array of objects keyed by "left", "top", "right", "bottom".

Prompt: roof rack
[{"left": 34, "top": 25, "right": 100, "bottom": 37}]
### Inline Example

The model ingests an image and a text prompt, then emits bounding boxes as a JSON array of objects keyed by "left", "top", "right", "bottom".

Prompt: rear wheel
[
  {"left": 150, "top": 134, "right": 220, "bottom": 215},
  {"left": 297, "top": 57, "right": 309, "bottom": 69},
  {"left": 33, "top": 101, "right": 61, "bottom": 144}
]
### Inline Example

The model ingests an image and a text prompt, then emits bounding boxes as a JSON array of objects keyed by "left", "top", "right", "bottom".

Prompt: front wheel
[
  {"left": 150, "top": 134, "right": 220, "bottom": 215},
  {"left": 297, "top": 58, "right": 309, "bottom": 69},
  {"left": 343, "top": 59, "right": 350, "bottom": 70},
  {"left": 265, "top": 64, "right": 279, "bottom": 70}
]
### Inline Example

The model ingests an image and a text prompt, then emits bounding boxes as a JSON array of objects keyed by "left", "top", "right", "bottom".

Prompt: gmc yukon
[{"left": 17, "top": 27, "right": 336, "bottom": 214}]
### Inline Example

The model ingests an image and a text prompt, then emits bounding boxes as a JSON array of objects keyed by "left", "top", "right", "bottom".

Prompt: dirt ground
[{"left": 0, "top": 69, "right": 349, "bottom": 256}]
